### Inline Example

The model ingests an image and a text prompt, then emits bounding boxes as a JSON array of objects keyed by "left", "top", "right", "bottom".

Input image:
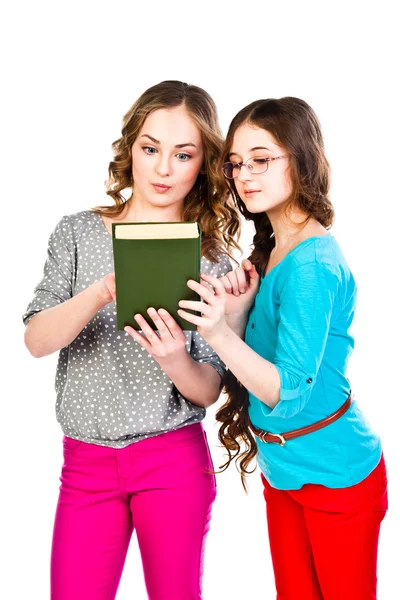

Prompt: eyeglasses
[{"left": 222, "top": 155, "right": 287, "bottom": 179}]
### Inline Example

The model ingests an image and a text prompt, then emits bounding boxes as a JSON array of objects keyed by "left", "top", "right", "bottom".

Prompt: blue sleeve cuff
[{"left": 268, "top": 370, "right": 316, "bottom": 418}]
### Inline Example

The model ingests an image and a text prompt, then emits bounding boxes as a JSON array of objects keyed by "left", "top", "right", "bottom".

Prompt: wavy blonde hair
[{"left": 92, "top": 80, "right": 241, "bottom": 262}]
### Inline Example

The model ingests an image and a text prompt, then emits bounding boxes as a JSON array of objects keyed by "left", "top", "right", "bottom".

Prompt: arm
[
  {"left": 199, "top": 325, "right": 282, "bottom": 409},
  {"left": 182, "top": 262, "right": 338, "bottom": 416},
  {"left": 23, "top": 215, "right": 114, "bottom": 358},
  {"left": 172, "top": 254, "right": 233, "bottom": 407},
  {"left": 24, "top": 282, "right": 109, "bottom": 358},
  {"left": 123, "top": 254, "right": 232, "bottom": 409},
  {"left": 158, "top": 352, "right": 222, "bottom": 408},
  {"left": 224, "top": 313, "right": 247, "bottom": 339}
]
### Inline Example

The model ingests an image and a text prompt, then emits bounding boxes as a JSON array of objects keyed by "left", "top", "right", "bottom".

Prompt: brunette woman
[{"left": 178, "top": 97, "right": 387, "bottom": 600}]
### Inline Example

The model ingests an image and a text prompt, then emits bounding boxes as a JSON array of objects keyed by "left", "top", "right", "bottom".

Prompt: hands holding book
[
  {"left": 96, "top": 256, "right": 259, "bottom": 353},
  {"left": 97, "top": 273, "right": 117, "bottom": 304},
  {"left": 124, "top": 306, "right": 189, "bottom": 366},
  {"left": 177, "top": 259, "right": 260, "bottom": 344},
  {"left": 109, "top": 220, "right": 260, "bottom": 359},
  {"left": 121, "top": 259, "right": 260, "bottom": 363},
  {"left": 121, "top": 272, "right": 228, "bottom": 364}
]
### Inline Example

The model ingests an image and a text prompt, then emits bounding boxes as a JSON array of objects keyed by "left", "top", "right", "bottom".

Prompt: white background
[{"left": 2, "top": 1, "right": 399, "bottom": 598}]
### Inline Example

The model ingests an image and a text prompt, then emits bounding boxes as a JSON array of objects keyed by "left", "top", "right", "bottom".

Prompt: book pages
[{"left": 114, "top": 222, "right": 199, "bottom": 240}]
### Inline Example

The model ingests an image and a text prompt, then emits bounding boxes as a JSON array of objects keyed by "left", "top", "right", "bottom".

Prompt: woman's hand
[
  {"left": 220, "top": 259, "right": 260, "bottom": 317},
  {"left": 124, "top": 308, "right": 188, "bottom": 366},
  {"left": 96, "top": 273, "right": 116, "bottom": 305},
  {"left": 177, "top": 273, "right": 229, "bottom": 344}
]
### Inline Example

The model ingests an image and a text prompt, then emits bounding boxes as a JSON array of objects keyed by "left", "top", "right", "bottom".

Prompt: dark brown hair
[
  {"left": 216, "top": 97, "right": 335, "bottom": 489},
  {"left": 92, "top": 80, "right": 240, "bottom": 262}
]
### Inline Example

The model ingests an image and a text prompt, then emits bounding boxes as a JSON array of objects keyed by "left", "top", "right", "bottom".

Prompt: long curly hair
[
  {"left": 92, "top": 80, "right": 241, "bottom": 262},
  {"left": 216, "top": 97, "right": 335, "bottom": 489}
]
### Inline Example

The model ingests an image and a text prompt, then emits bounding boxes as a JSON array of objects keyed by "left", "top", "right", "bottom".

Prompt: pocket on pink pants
[{"left": 62, "top": 435, "right": 83, "bottom": 454}]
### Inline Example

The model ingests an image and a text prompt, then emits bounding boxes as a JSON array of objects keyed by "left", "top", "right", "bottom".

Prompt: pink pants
[{"left": 51, "top": 423, "right": 216, "bottom": 600}]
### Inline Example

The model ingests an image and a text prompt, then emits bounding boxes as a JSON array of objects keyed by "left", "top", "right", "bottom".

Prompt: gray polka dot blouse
[{"left": 22, "top": 210, "right": 232, "bottom": 448}]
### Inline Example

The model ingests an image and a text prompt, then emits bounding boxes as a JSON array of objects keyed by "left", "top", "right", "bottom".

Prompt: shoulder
[
  {"left": 286, "top": 235, "right": 353, "bottom": 279},
  {"left": 279, "top": 235, "right": 356, "bottom": 301},
  {"left": 51, "top": 210, "right": 101, "bottom": 245},
  {"left": 64, "top": 210, "right": 100, "bottom": 233}
]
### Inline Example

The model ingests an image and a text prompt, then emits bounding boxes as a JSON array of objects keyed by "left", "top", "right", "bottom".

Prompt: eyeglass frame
[{"left": 222, "top": 155, "right": 288, "bottom": 179}]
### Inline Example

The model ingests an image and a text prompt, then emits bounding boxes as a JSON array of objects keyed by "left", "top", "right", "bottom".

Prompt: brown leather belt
[{"left": 249, "top": 392, "right": 352, "bottom": 447}]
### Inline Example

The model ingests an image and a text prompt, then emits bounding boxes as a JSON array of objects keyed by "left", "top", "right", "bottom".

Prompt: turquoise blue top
[{"left": 245, "top": 234, "right": 381, "bottom": 490}]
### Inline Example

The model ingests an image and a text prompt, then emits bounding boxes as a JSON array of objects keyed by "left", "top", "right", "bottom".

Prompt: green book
[{"left": 112, "top": 221, "right": 201, "bottom": 331}]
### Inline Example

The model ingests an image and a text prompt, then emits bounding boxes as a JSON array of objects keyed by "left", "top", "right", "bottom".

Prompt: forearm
[
  {"left": 224, "top": 313, "right": 248, "bottom": 340},
  {"left": 24, "top": 282, "right": 107, "bottom": 358},
  {"left": 206, "top": 325, "right": 281, "bottom": 408},
  {"left": 160, "top": 352, "right": 222, "bottom": 408}
]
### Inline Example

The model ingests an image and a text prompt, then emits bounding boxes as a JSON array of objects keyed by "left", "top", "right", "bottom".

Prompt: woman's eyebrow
[
  {"left": 228, "top": 146, "right": 272, "bottom": 159},
  {"left": 250, "top": 146, "right": 272, "bottom": 152},
  {"left": 175, "top": 142, "right": 197, "bottom": 149},
  {"left": 140, "top": 134, "right": 197, "bottom": 149},
  {"left": 140, "top": 134, "right": 160, "bottom": 144}
]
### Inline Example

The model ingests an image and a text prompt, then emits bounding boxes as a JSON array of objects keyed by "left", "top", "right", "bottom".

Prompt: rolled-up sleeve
[
  {"left": 268, "top": 262, "right": 338, "bottom": 418},
  {"left": 190, "top": 331, "right": 226, "bottom": 379},
  {"left": 22, "top": 216, "right": 75, "bottom": 325}
]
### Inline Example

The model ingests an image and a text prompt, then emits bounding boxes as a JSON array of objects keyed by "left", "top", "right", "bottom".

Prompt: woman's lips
[
  {"left": 152, "top": 183, "right": 171, "bottom": 194},
  {"left": 244, "top": 189, "right": 260, "bottom": 197}
]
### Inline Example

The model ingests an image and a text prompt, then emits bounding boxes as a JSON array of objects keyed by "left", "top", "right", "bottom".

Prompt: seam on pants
[
  {"left": 195, "top": 480, "right": 215, "bottom": 599},
  {"left": 304, "top": 508, "right": 325, "bottom": 600},
  {"left": 354, "top": 497, "right": 369, "bottom": 599},
  {"left": 306, "top": 495, "right": 370, "bottom": 600},
  {"left": 304, "top": 504, "right": 323, "bottom": 600},
  {"left": 106, "top": 498, "right": 131, "bottom": 600}
]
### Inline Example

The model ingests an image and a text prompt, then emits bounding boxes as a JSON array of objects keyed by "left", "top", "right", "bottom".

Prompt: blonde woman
[{"left": 23, "top": 80, "right": 239, "bottom": 600}]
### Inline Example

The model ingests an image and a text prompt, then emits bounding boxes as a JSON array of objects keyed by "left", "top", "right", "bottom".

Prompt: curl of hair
[
  {"left": 92, "top": 80, "right": 241, "bottom": 263},
  {"left": 216, "top": 97, "right": 335, "bottom": 489}
]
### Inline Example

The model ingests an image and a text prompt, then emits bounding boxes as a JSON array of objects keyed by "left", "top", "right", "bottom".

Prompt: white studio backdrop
[{"left": 1, "top": 1, "right": 399, "bottom": 598}]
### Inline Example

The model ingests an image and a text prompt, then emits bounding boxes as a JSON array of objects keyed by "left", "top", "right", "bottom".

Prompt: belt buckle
[{"left": 262, "top": 431, "right": 286, "bottom": 447}]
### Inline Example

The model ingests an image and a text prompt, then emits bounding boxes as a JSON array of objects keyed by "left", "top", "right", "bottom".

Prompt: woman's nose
[
  {"left": 237, "top": 164, "right": 252, "bottom": 183},
  {"left": 155, "top": 154, "right": 171, "bottom": 177}
]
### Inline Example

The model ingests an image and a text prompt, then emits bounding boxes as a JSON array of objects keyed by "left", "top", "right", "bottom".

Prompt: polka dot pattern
[{"left": 22, "top": 210, "right": 232, "bottom": 448}]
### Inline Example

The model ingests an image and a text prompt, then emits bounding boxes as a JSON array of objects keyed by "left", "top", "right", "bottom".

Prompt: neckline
[
  {"left": 261, "top": 233, "right": 332, "bottom": 283},
  {"left": 96, "top": 212, "right": 114, "bottom": 238}
]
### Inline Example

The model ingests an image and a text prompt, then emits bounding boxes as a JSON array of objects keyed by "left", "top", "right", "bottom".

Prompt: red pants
[{"left": 262, "top": 454, "right": 388, "bottom": 600}]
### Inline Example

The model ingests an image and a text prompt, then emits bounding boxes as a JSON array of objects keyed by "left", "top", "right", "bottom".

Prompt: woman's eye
[
  {"left": 253, "top": 157, "right": 269, "bottom": 164},
  {"left": 143, "top": 146, "right": 157, "bottom": 154},
  {"left": 176, "top": 153, "right": 191, "bottom": 161}
]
